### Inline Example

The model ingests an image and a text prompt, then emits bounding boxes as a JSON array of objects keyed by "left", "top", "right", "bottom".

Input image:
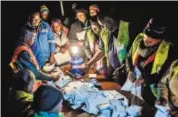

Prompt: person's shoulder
[{"left": 41, "top": 21, "right": 50, "bottom": 28}]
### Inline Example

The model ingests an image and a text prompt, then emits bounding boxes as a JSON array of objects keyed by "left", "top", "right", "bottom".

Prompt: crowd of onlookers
[{"left": 7, "top": 3, "right": 178, "bottom": 117}]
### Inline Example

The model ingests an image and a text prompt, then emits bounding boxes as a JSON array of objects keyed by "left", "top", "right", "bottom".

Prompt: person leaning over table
[
  {"left": 9, "top": 30, "right": 58, "bottom": 81},
  {"left": 77, "top": 14, "right": 132, "bottom": 80},
  {"left": 83, "top": 16, "right": 107, "bottom": 75},
  {"left": 156, "top": 59, "right": 178, "bottom": 117},
  {"left": 125, "top": 18, "right": 177, "bottom": 106}
]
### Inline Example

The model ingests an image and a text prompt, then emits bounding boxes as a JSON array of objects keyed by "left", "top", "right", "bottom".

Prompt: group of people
[{"left": 7, "top": 3, "right": 178, "bottom": 117}]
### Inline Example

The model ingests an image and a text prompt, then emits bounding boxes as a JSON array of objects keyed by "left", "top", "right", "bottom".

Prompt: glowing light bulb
[{"left": 71, "top": 46, "right": 78, "bottom": 55}]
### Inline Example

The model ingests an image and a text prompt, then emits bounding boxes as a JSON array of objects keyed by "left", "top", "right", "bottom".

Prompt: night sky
[{"left": 2, "top": 1, "right": 178, "bottom": 116}]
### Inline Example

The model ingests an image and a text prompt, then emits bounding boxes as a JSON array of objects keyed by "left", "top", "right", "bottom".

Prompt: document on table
[
  {"left": 54, "top": 51, "right": 71, "bottom": 65},
  {"left": 155, "top": 104, "right": 171, "bottom": 117}
]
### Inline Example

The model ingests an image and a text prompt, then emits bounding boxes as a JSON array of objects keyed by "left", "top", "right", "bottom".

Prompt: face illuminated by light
[
  {"left": 143, "top": 34, "right": 161, "bottom": 47},
  {"left": 31, "top": 13, "right": 41, "bottom": 27},
  {"left": 76, "top": 12, "right": 86, "bottom": 23},
  {"left": 90, "top": 9, "right": 97, "bottom": 17},
  {"left": 41, "top": 11, "right": 49, "bottom": 20},
  {"left": 52, "top": 22, "right": 62, "bottom": 33},
  {"left": 91, "top": 24, "right": 101, "bottom": 35},
  {"left": 24, "top": 32, "right": 37, "bottom": 46}
]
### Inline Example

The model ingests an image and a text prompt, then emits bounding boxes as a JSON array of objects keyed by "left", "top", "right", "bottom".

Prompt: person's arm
[
  {"left": 87, "top": 37, "right": 104, "bottom": 68},
  {"left": 19, "top": 52, "right": 55, "bottom": 81},
  {"left": 47, "top": 23, "right": 55, "bottom": 64},
  {"left": 83, "top": 35, "right": 92, "bottom": 59},
  {"left": 126, "top": 45, "right": 134, "bottom": 72}
]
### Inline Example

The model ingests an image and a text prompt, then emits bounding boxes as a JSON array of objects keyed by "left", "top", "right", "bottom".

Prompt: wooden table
[{"left": 59, "top": 64, "right": 155, "bottom": 117}]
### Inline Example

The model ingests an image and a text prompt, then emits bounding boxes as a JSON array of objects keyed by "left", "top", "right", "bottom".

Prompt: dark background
[{"left": 2, "top": 1, "right": 178, "bottom": 116}]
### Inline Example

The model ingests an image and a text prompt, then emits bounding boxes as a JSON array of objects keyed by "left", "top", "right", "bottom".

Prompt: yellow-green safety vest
[
  {"left": 132, "top": 33, "right": 170, "bottom": 74},
  {"left": 99, "top": 20, "right": 130, "bottom": 67},
  {"left": 15, "top": 90, "right": 33, "bottom": 102}
]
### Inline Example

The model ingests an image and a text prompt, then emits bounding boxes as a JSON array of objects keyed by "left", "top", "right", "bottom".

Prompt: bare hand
[
  {"left": 134, "top": 78, "right": 144, "bottom": 86},
  {"left": 155, "top": 98, "right": 167, "bottom": 106}
]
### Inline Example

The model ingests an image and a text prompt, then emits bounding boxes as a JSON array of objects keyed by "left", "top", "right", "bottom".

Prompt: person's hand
[
  {"left": 134, "top": 78, "right": 144, "bottom": 86},
  {"left": 128, "top": 71, "right": 136, "bottom": 82},
  {"left": 155, "top": 97, "right": 167, "bottom": 106},
  {"left": 51, "top": 76, "right": 59, "bottom": 81},
  {"left": 72, "top": 63, "right": 88, "bottom": 69},
  {"left": 49, "top": 53, "right": 55, "bottom": 65},
  {"left": 76, "top": 41, "right": 83, "bottom": 47}
]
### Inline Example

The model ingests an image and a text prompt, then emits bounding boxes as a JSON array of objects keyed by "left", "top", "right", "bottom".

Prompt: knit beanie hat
[
  {"left": 33, "top": 85, "right": 63, "bottom": 112},
  {"left": 144, "top": 18, "right": 167, "bottom": 40},
  {"left": 89, "top": 4, "right": 100, "bottom": 13},
  {"left": 40, "top": 5, "right": 49, "bottom": 13},
  {"left": 75, "top": 8, "right": 88, "bottom": 16},
  {"left": 15, "top": 69, "right": 35, "bottom": 93}
]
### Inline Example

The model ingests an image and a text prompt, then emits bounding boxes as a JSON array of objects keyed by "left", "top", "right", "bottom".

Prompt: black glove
[{"left": 113, "top": 64, "right": 127, "bottom": 86}]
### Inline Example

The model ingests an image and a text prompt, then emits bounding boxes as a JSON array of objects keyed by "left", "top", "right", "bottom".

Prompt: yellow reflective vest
[
  {"left": 131, "top": 33, "right": 170, "bottom": 74},
  {"left": 89, "top": 20, "right": 130, "bottom": 67}
]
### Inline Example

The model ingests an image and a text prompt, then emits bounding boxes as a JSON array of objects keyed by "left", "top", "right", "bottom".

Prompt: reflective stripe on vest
[
  {"left": 116, "top": 20, "right": 130, "bottom": 63},
  {"left": 100, "top": 27, "right": 109, "bottom": 66},
  {"left": 9, "top": 43, "right": 39, "bottom": 73},
  {"left": 100, "top": 21, "right": 130, "bottom": 66},
  {"left": 132, "top": 33, "right": 170, "bottom": 74},
  {"left": 87, "top": 28, "right": 95, "bottom": 52},
  {"left": 16, "top": 90, "right": 33, "bottom": 102}
]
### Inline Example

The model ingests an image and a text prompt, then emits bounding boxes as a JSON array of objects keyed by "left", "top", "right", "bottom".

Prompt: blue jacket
[
  {"left": 34, "top": 111, "right": 63, "bottom": 117},
  {"left": 23, "top": 21, "right": 55, "bottom": 67},
  {"left": 17, "top": 51, "right": 52, "bottom": 81}
]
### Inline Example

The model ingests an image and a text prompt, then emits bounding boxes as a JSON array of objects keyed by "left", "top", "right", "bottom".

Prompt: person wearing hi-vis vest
[
  {"left": 84, "top": 17, "right": 107, "bottom": 75},
  {"left": 77, "top": 14, "right": 132, "bottom": 78},
  {"left": 156, "top": 59, "right": 178, "bottom": 117},
  {"left": 9, "top": 30, "right": 58, "bottom": 81},
  {"left": 125, "top": 18, "right": 177, "bottom": 106}
]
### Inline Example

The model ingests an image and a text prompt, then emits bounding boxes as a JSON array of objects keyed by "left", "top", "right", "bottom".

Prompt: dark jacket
[{"left": 68, "top": 20, "right": 89, "bottom": 43}]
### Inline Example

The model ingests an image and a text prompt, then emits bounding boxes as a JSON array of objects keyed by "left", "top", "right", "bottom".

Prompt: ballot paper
[
  {"left": 54, "top": 75, "right": 72, "bottom": 88},
  {"left": 155, "top": 104, "right": 171, "bottom": 117},
  {"left": 121, "top": 66, "right": 144, "bottom": 100},
  {"left": 42, "top": 63, "right": 55, "bottom": 72},
  {"left": 126, "top": 105, "right": 142, "bottom": 117},
  {"left": 76, "top": 30, "right": 87, "bottom": 41},
  {"left": 54, "top": 51, "right": 71, "bottom": 65},
  {"left": 89, "top": 74, "right": 97, "bottom": 79}
]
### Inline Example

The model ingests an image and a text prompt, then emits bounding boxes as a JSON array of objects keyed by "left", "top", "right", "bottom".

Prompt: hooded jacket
[{"left": 20, "top": 21, "right": 55, "bottom": 68}]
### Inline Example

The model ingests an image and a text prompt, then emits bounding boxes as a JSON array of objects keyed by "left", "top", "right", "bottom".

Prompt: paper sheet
[
  {"left": 155, "top": 104, "right": 171, "bottom": 117},
  {"left": 54, "top": 51, "right": 71, "bottom": 65}
]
